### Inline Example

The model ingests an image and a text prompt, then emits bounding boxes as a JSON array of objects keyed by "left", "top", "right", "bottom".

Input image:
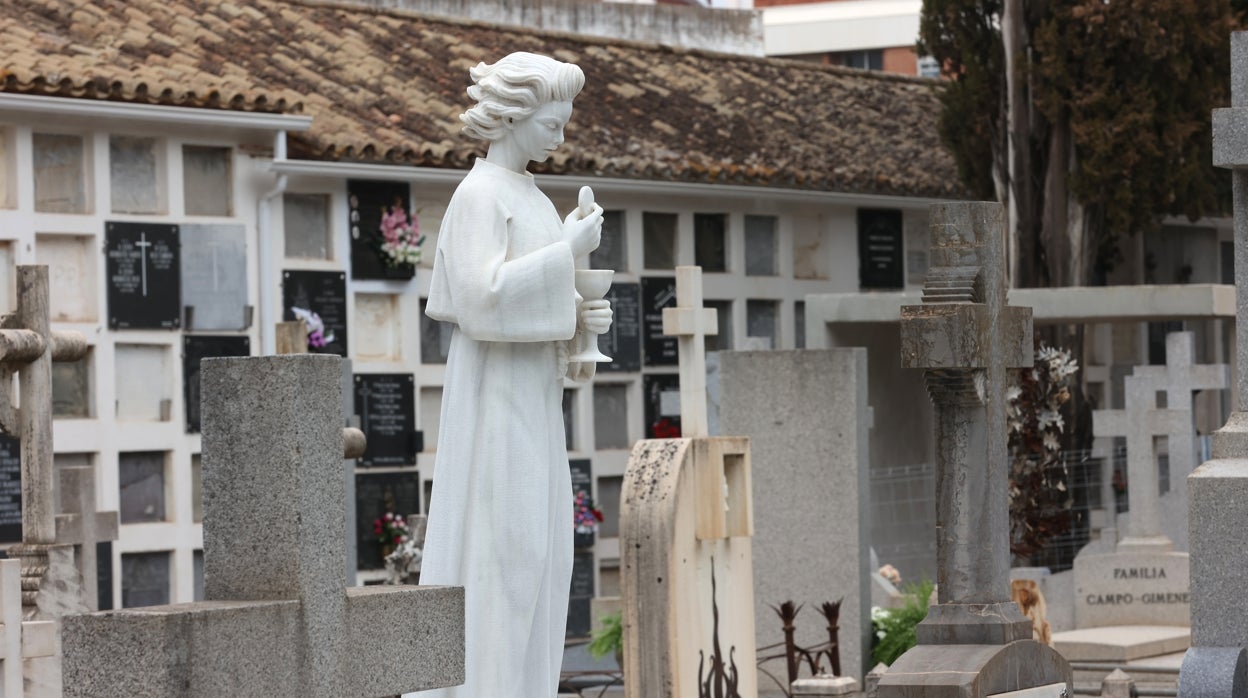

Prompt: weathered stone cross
[
  {"left": 897, "top": 202, "right": 1034, "bottom": 638},
  {"left": 1131, "top": 331, "right": 1228, "bottom": 475},
  {"left": 0, "top": 266, "right": 116, "bottom": 615},
  {"left": 662, "top": 266, "right": 718, "bottom": 438},
  {"left": 1092, "top": 375, "right": 1188, "bottom": 552}
]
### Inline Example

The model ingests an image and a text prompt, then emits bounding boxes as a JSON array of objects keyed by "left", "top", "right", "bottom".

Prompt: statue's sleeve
[{"left": 435, "top": 187, "right": 577, "bottom": 343}]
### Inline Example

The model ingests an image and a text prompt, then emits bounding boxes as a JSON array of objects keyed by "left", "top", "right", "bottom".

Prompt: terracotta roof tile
[{"left": 0, "top": 0, "right": 963, "bottom": 198}]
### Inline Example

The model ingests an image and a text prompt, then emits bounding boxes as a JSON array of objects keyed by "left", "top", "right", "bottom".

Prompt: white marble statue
[{"left": 413, "top": 52, "right": 612, "bottom": 698}]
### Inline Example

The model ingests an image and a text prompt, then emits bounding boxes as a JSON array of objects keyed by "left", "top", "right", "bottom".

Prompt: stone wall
[{"left": 336, "top": 0, "right": 765, "bottom": 55}]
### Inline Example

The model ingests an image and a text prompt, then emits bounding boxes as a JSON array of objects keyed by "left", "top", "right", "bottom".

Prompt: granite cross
[
  {"left": 1131, "top": 331, "right": 1229, "bottom": 477},
  {"left": 898, "top": 201, "right": 1034, "bottom": 640},
  {"left": 662, "top": 266, "right": 718, "bottom": 438},
  {"left": 62, "top": 355, "right": 459, "bottom": 697},
  {"left": 1092, "top": 375, "right": 1188, "bottom": 552},
  {"left": 55, "top": 466, "right": 118, "bottom": 612}
]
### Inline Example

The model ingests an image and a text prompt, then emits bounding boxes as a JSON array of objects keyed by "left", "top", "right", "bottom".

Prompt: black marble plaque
[
  {"left": 599, "top": 282, "right": 641, "bottom": 373},
  {"left": 106, "top": 221, "right": 181, "bottom": 330},
  {"left": 348, "top": 179, "right": 416, "bottom": 281},
  {"left": 281, "top": 270, "right": 348, "bottom": 357},
  {"left": 0, "top": 435, "right": 19, "bottom": 544},
  {"left": 355, "top": 471, "right": 420, "bottom": 570},
  {"left": 644, "top": 373, "right": 681, "bottom": 439},
  {"left": 858, "top": 208, "right": 905, "bottom": 290},
  {"left": 354, "top": 374, "right": 418, "bottom": 467},
  {"left": 566, "top": 550, "right": 595, "bottom": 639},
  {"left": 183, "top": 336, "right": 250, "bottom": 433},
  {"left": 641, "top": 276, "right": 678, "bottom": 366}
]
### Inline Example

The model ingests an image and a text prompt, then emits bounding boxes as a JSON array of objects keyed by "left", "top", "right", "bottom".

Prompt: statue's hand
[
  {"left": 563, "top": 203, "right": 603, "bottom": 258},
  {"left": 579, "top": 299, "right": 612, "bottom": 335}
]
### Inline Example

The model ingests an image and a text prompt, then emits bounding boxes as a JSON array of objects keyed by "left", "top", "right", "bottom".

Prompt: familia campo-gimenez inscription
[{"left": 1074, "top": 553, "right": 1191, "bottom": 627}]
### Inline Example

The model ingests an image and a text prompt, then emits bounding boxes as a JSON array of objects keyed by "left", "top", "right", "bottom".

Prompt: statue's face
[{"left": 506, "top": 100, "right": 573, "bottom": 163}]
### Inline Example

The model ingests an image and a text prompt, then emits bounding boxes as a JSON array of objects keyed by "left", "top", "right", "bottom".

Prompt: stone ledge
[
  {"left": 1052, "top": 626, "right": 1191, "bottom": 662},
  {"left": 62, "top": 600, "right": 302, "bottom": 698},
  {"left": 345, "top": 584, "right": 465, "bottom": 696}
]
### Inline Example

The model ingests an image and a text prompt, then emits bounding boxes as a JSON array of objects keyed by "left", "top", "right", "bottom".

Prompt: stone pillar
[
  {"left": 201, "top": 354, "right": 347, "bottom": 697},
  {"left": 720, "top": 349, "right": 870, "bottom": 680}
]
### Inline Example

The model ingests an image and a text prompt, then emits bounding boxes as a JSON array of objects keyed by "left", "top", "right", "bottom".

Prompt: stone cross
[
  {"left": 662, "top": 266, "right": 718, "bottom": 438},
  {"left": 62, "top": 355, "right": 462, "bottom": 697},
  {"left": 1092, "top": 375, "right": 1189, "bottom": 552},
  {"left": 55, "top": 466, "right": 119, "bottom": 612},
  {"left": 1181, "top": 31, "right": 1248, "bottom": 680},
  {"left": 1132, "top": 331, "right": 1229, "bottom": 476},
  {"left": 0, "top": 266, "right": 109, "bottom": 616},
  {"left": 898, "top": 202, "right": 1032, "bottom": 623},
  {"left": 885, "top": 203, "right": 1070, "bottom": 693}
]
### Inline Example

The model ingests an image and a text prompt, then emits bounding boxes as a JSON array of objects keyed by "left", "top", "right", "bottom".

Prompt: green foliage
[
  {"left": 588, "top": 611, "right": 623, "bottom": 661},
  {"left": 870, "top": 579, "right": 935, "bottom": 666},
  {"left": 918, "top": 0, "right": 1003, "bottom": 201},
  {"left": 919, "top": 0, "right": 1237, "bottom": 279}
]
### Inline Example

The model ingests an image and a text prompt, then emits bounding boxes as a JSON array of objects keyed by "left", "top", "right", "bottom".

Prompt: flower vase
[
  {"left": 381, "top": 543, "right": 395, "bottom": 561},
  {"left": 381, "top": 261, "right": 416, "bottom": 280},
  {"left": 574, "top": 530, "right": 595, "bottom": 550}
]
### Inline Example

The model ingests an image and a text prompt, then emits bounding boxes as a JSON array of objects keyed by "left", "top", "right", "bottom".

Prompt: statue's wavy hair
[{"left": 460, "top": 52, "right": 585, "bottom": 142}]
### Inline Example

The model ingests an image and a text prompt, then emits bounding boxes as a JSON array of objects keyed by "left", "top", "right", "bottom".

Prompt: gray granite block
[
  {"left": 62, "top": 600, "right": 301, "bottom": 698},
  {"left": 878, "top": 640, "right": 1071, "bottom": 697},
  {"left": 1188, "top": 458, "right": 1248, "bottom": 647},
  {"left": 720, "top": 349, "right": 870, "bottom": 680},
  {"left": 346, "top": 585, "right": 466, "bottom": 696},
  {"left": 1178, "top": 647, "right": 1248, "bottom": 698},
  {"left": 201, "top": 355, "right": 347, "bottom": 695}
]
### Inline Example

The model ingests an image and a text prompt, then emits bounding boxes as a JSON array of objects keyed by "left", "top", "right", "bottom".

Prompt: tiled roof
[{"left": 1, "top": 0, "right": 963, "bottom": 198}]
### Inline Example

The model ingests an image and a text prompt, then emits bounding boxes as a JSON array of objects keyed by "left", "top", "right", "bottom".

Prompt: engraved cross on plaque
[
  {"left": 899, "top": 202, "right": 1034, "bottom": 642},
  {"left": 661, "top": 266, "right": 718, "bottom": 439},
  {"left": 135, "top": 233, "right": 152, "bottom": 296}
]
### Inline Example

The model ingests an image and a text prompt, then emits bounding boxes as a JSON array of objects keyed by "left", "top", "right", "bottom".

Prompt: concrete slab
[
  {"left": 1053, "top": 626, "right": 1191, "bottom": 662},
  {"left": 807, "top": 284, "right": 1234, "bottom": 330}
]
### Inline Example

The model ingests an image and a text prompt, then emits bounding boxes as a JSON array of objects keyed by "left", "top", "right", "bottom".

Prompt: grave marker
[
  {"left": 183, "top": 335, "right": 251, "bottom": 433},
  {"left": 180, "top": 223, "right": 250, "bottom": 331},
  {"left": 282, "top": 270, "right": 348, "bottom": 357},
  {"left": 881, "top": 203, "right": 1070, "bottom": 695},
  {"left": 621, "top": 265, "right": 757, "bottom": 698},
  {"left": 353, "top": 373, "right": 418, "bottom": 467},
  {"left": 105, "top": 222, "right": 181, "bottom": 330},
  {"left": 1180, "top": 30, "right": 1248, "bottom": 695},
  {"left": 62, "top": 355, "right": 463, "bottom": 696}
]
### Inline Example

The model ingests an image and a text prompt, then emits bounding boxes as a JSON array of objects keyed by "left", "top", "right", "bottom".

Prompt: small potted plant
[{"left": 588, "top": 611, "right": 623, "bottom": 669}]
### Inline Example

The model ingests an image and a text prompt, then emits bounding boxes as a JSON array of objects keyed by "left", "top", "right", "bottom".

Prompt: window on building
[
  {"left": 795, "top": 300, "right": 806, "bottom": 349},
  {"left": 694, "top": 213, "right": 727, "bottom": 272},
  {"left": 593, "top": 384, "right": 630, "bottom": 450},
  {"left": 746, "top": 300, "right": 779, "bottom": 349},
  {"left": 591, "top": 210, "right": 627, "bottom": 272},
  {"left": 110, "top": 136, "right": 163, "bottom": 214},
  {"left": 284, "top": 193, "right": 332, "bottom": 259},
  {"left": 119, "top": 451, "right": 167, "bottom": 524},
  {"left": 745, "top": 215, "right": 778, "bottom": 276},
  {"left": 33, "top": 133, "right": 88, "bottom": 213},
  {"left": 838, "top": 49, "right": 884, "bottom": 71},
  {"left": 917, "top": 56, "right": 941, "bottom": 79},
  {"left": 182, "top": 145, "right": 232, "bottom": 216},
  {"left": 643, "top": 212, "right": 677, "bottom": 270},
  {"left": 121, "top": 551, "right": 171, "bottom": 608},
  {"left": 705, "top": 300, "right": 733, "bottom": 353}
]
